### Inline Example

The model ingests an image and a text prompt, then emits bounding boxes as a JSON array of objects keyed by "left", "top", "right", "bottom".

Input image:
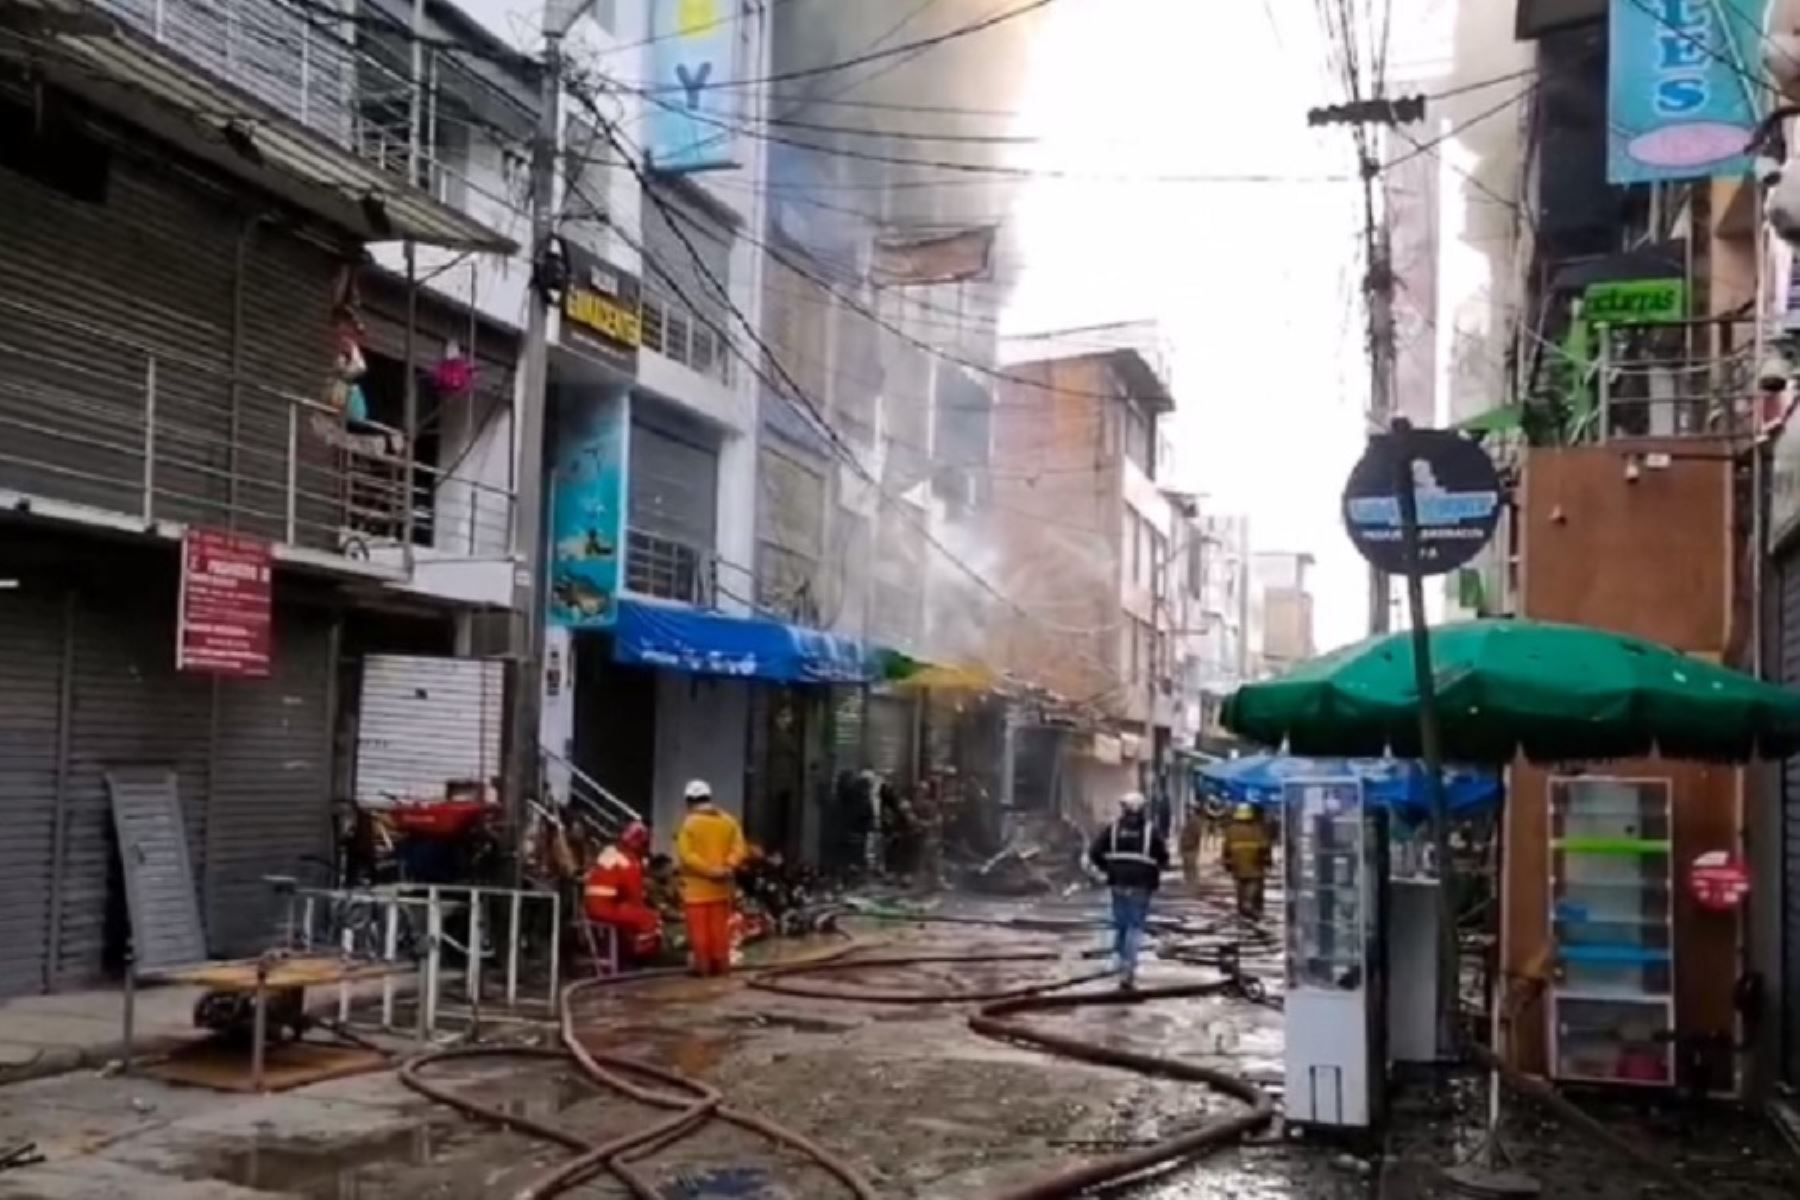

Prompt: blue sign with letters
[
  {"left": 646, "top": 0, "right": 739, "bottom": 173},
  {"left": 1607, "top": 0, "right": 1767, "bottom": 184}
]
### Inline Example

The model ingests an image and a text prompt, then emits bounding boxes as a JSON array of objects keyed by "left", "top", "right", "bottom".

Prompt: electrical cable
[{"left": 623, "top": 0, "right": 1061, "bottom": 97}]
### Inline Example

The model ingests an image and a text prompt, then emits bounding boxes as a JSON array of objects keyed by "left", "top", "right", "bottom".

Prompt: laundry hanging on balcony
[{"left": 612, "top": 599, "right": 874, "bottom": 684}]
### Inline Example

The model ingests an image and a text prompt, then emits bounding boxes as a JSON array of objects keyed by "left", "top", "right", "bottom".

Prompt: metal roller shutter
[
  {"left": 865, "top": 695, "right": 914, "bottom": 782},
  {"left": 0, "top": 114, "right": 356, "bottom": 551},
  {"left": 58, "top": 581, "right": 213, "bottom": 987},
  {"left": 355, "top": 655, "right": 504, "bottom": 806},
  {"left": 1781, "top": 557, "right": 1800, "bottom": 1085},
  {"left": 206, "top": 606, "right": 334, "bottom": 954},
  {"left": 0, "top": 590, "right": 66, "bottom": 996}
]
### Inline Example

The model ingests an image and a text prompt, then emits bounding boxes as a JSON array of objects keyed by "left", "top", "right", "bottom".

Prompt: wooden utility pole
[{"left": 1308, "top": 94, "right": 1423, "bottom": 635}]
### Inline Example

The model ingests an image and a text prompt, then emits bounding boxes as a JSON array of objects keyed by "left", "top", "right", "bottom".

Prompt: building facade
[{"left": 0, "top": 0, "right": 525, "bottom": 994}]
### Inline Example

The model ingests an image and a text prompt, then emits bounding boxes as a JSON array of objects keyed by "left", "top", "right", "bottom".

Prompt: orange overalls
[{"left": 584, "top": 845, "right": 663, "bottom": 961}]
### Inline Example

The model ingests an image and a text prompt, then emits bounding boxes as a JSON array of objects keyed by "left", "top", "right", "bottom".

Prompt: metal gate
[
  {"left": 355, "top": 655, "right": 504, "bottom": 806},
  {"left": 0, "top": 590, "right": 66, "bottom": 996},
  {"left": 1779, "top": 556, "right": 1800, "bottom": 1084}
]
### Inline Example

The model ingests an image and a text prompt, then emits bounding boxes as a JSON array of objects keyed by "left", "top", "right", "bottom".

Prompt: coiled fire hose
[{"left": 399, "top": 937, "right": 1276, "bottom": 1199}]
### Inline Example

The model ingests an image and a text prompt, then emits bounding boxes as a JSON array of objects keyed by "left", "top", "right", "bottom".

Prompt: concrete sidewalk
[{"left": 0, "top": 986, "right": 204, "bottom": 1083}]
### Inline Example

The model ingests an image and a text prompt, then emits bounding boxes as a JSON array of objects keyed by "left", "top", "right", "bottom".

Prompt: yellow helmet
[{"left": 1232, "top": 804, "right": 1255, "bottom": 821}]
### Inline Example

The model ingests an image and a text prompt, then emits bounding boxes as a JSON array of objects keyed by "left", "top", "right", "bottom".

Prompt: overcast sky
[{"left": 1001, "top": 0, "right": 1374, "bottom": 651}]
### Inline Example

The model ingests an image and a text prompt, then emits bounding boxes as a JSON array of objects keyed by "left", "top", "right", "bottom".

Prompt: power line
[
  {"left": 1381, "top": 81, "right": 1540, "bottom": 172},
  {"left": 578, "top": 79, "right": 1350, "bottom": 185},
  {"left": 568, "top": 103, "right": 1135, "bottom": 653},
  {"left": 628, "top": 0, "right": 1060, "bottom": 96}
]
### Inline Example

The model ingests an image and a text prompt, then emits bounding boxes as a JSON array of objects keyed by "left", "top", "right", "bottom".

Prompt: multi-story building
[
  {"left": 1468, "top": 0, "right": 1782, "bottom": 1100},
  {"left": 988, "top": 322, "right": 1181, "bottom": 821},
  {"left": 1250, "top": 550, "right": 1316, "bottom": 679},
  {"left": 1190, "top": 512, "right": 1252, "bottom": 746},
  {"left": 739, "top": 0, "right": 1042, "bottom": 858},
  {"left": 0, "top": 0, "right": 526, "bottom": 993}
]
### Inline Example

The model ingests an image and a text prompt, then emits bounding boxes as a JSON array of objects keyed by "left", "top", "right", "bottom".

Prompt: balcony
[
  {"left": 0, "top": 299, "right": 513, "bottom": 588},
  {"left": 1594, "top": 316, "right": 1759, "bottom": 443},
  {"left": 625, "top": 527, "right": 716, "bottom": 607}
]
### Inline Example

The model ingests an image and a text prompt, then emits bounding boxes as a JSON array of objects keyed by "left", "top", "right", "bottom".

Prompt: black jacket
[{"left": 1088, "top": 812, "right": 1170, "bottom": 892}]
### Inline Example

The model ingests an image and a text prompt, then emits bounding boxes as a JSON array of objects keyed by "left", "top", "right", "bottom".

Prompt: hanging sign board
[
  {"left": 1342, "top": 428, "right": 1501, "bottom": 576},
  {"left": 1689, "top": 850, "right": 1750, "bottom": 912},
  {"left": 177, "top": 528, "right": 272, "bottom": 677}
]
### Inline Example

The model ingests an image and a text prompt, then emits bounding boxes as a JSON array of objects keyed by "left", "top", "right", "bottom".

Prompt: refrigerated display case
[
  {"left": 1546, "top": 776, "right": 1675, "bottom": 1087},
  {"left": 1283, "top": 776, "right": 1389, "bottom": 1129}
]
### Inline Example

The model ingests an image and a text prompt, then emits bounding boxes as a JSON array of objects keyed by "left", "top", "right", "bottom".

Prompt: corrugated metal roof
[{"left": 9, "top": 0, "right": 518, "bottom": 252}]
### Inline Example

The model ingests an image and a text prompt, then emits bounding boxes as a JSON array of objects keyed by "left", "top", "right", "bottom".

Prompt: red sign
[
  {"left": 1688, "top": 850, "right": 1750, "bottom": 913},
  {"left": 177, "top": 528, "right": 272, "bottom": 678}
]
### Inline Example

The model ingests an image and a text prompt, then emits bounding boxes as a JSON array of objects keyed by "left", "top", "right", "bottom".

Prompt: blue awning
[{"left": 613, "top": 600, "right": 873, "bottom": 684}]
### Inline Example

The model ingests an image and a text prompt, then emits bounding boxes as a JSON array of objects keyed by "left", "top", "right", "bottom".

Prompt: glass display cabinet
[{"left": 1283, "top": 776, "right": 1388, "bottom": 1129}]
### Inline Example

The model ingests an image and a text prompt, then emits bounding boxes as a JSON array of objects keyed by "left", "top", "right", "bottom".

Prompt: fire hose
[{"left": 399, "top": 941, "right": 1276, "bottom": 1199}]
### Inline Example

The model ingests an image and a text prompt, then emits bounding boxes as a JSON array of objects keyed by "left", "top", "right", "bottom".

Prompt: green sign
[{"left": 1581, "top": 278, "right": 1685, "bottom": 325}]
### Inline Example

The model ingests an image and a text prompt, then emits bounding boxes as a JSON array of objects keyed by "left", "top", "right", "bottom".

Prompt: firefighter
[
  {"left": 1087, "top": 791, "right": 1170, "bottom": 992},
  {"left": 583, "top": 822, "right": 663, "bottom": 964},
  {"left": 1221, "top": 803, "right": 1273, "bottom": 918},
  {"left": 675, "top": 779, "right": 748, "bottom": 977}
]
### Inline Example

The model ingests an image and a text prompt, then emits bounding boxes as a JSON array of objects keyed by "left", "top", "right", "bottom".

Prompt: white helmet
[
  {"left": 683, "top": 779, "right": 713, "bottom": 802},
  {"left": 1118, "top": 791, "right": 1147, "bottom": 813}
]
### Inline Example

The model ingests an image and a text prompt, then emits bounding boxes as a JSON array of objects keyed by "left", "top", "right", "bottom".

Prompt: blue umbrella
[{"left": 1196, "top": 754, "right": 1500, "bottom": 818}]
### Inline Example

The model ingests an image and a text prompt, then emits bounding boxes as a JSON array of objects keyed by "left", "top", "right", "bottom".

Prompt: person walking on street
[
  {"left": 675, "top": 779, "right": 747, "bottom": 977},
  {"left": 1088, "top": 791, "right": 1170, "bottom": 991},
  {"left": 1222, "top": 803, "right": 1273, "bottom": 918},
  {"left": 1178, "top": 807, "right": 1205, "bottom": 894}
]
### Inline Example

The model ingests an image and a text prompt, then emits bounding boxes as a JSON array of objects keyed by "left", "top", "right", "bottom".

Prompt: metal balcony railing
[
  {"left": 1594, "top": 316, "right": 1758, "bottom": 442},
  {"left": 625, "top": 527, "right": 717, "bottom": 607},
  {"left": 0, "top": 297, "right": 514, "bottom": 570}
]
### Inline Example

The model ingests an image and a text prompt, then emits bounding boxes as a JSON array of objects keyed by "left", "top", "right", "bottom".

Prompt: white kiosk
[{"left": 1282, "top": 776, "right": 1388, "bottom": 1129}]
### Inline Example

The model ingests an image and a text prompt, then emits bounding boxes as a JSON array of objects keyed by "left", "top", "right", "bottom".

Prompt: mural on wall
[
  {"left": 549, "top": 389, "right": 628, "bottom": 628},
  {"left": 646, "top": 0, "right": 740, "bottom": 173},
  {"left": 1607, "top": 0, "right": 1767, "bottom": 184}
]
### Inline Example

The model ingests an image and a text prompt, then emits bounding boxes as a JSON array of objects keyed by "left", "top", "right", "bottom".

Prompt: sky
[{"left": 998, "top": 0, "right": 1374, "bottom": 652}]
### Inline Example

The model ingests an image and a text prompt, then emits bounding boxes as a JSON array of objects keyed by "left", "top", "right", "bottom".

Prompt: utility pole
[
  {"left": 1308, "top": 94, "right": 1422, "bottom": 635},
  {"left": 503, "top": 14, "right": 570, "bottom": 862}
]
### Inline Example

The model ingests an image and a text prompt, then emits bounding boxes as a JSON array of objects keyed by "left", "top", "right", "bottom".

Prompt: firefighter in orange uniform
[{"left": 583, "top": 822, "right": 663, "bottom": 963}]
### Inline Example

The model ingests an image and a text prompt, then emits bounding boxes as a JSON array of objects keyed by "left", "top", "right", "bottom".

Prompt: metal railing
[
  {"left": 541, "top": 745, "right": 643, "bottom": 843},
  {"left": 1594, "top": 316, "right": 1758, "bottom": 442},
  {"left": 0, "top": 297, "right": 514, "bottom": 569},
  {"left": 626, "top": 526, "right": 718, "bottom": 606}
]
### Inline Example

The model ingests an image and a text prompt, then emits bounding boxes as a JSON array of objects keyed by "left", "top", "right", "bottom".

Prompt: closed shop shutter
[
  {"left": 355, "top": 655, "right": 504, "bottom": 806},
  {"left": 206, "top": 606, "right": 334, "bottom": 954},
  {"left": 0, "top": 122, "right": 355, "bottom": 552},
  {"left": 629, "top": 415, "right": 719, "bottom": 547},
  {"left": 0, "top": 590, "right": 66, "bottom": 996},
  {"left": 1781, "top": 556, "right": 1800, "bottom": 1085},
  {"left": 865, "top": 695, "right": 914, "bottom": 782},
  {"left": 58, "top": 580, "right": 213, "bottom": 986}
]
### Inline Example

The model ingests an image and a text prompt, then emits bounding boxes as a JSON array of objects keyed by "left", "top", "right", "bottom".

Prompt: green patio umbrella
[{"left": 1222, "top": 618, "right": 1800, "bottom": 763}]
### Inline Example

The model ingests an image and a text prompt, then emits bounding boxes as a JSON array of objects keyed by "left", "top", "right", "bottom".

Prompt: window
[
  {"left": 1187, "top": 537, "right": 1204, "bottom": 597},
  {"left": 642, "top": 183, "right": 734, "bottom": 384},
  {"left": 627, "top": 404, "right": 719, "bottom": 605},
  {"left": 1122, "top": 401, "right": 1153, "bottom": 474}
]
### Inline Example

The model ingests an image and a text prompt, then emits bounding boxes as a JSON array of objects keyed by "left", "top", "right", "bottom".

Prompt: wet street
[
  {"left": 0, "top": 888, "right": 1791, "bottom": 1198},
  {"left": 0, "top": 887, "right": 1375, "bottom": 1199}
]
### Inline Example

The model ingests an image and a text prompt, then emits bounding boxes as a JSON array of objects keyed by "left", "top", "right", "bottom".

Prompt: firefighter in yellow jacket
[
  {"left": 675, "top": 779, "right": 747, "bottom": 977},
  {"left": 1221, "top": 804, "right": 1273, "bottom": 918}
]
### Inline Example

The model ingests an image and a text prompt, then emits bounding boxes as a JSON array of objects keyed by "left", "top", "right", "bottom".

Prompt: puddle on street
[{"left": 189, "top": 1123, "right": 457, "bottom": 1196}]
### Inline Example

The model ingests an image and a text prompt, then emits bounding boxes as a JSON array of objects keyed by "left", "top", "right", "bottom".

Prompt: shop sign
[
  {"left": 1688, "top": 849, "right": 1750, "bottom": 912},
  {"left": 560, "top": 242, "right": 641, "bottom": 376},
  {"left": 1582, "top": 278, "right": 1685, "bottom": 324},
  {"left": 1606, "top": 0, "right": 1766, "bottom": 185},
  {"left": 1091, "top": 733, "right": 1122, "bottom": 765},
  {"left": 548, "top": 390, "right": 627, "bottom": 629},
  {"left": 644, "top": 0, "right": 739, "bottom": 173},
  {"left": 1341, "top": 427, "right": 1501, "bottom": 576},
  {"left": 177, "top": 528, "right": 272, "bottom": 677}
]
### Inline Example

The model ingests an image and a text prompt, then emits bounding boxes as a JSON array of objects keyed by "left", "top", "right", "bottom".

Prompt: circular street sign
[{"left": 1341, "top": 427, "right": 1501, "bottom": 576}]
